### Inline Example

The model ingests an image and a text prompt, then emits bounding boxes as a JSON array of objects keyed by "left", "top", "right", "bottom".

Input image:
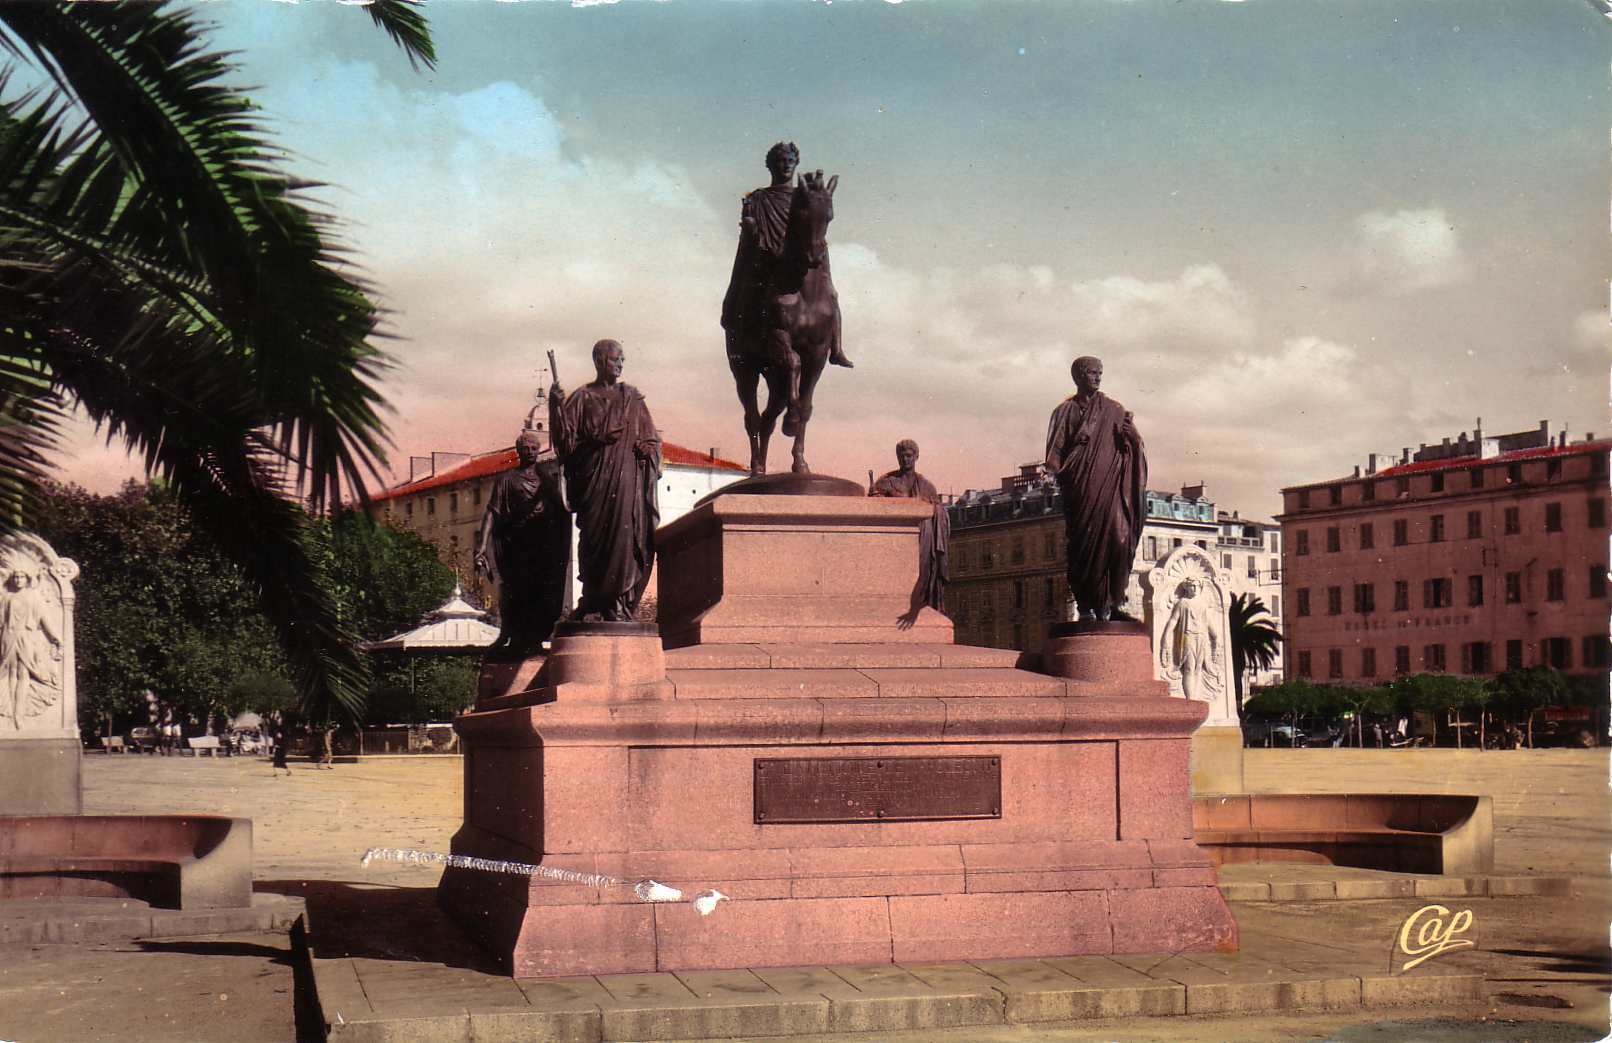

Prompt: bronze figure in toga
[
  {"left": 474, "top": 429, "right": 571, "bottom": 658},
  {"left": 1045, "top": 356, "right": 1147, "bottom": 621},
  {"left": 869, "top": 439, "right": 949, "bottom": 615}
]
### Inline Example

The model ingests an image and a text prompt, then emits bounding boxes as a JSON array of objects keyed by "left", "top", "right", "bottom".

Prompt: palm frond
[{"left": 363, "top": 0, "right": 437, "bottom": 71}]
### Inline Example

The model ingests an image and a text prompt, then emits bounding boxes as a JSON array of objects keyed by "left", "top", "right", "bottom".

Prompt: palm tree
[
  {"left": 0, "top": 2, "right": 434, "bottom": 723},
  {"left": 1228, "top": 592, "right": 1281, "bottom": 714}
]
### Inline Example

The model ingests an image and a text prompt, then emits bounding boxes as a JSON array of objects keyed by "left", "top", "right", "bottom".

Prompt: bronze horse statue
[{"left": 726, "top": 170, "right": 841, "bottom": 475}]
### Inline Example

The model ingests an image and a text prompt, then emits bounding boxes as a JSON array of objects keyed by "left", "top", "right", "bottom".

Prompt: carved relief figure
[
  {"left": 1146, "top": 545, "right": 1238, "bottom": 726},
  {"left": 1045, "top": 356, "right": 1147, "bottom": 620},
  {"left": 474, "top": 429, "right": 572, "bottom": 657},
  {"left": 0, "top": 550, "right": 62, "bottom": 729},
  {"left": 868, "top": 439, "right": 949, "bottom": 613},
  {"left": 549, "top": 339, "right": 661, "bottom": 622},
  {"left": 1160, "top": 578, "right": 1222, "bottom": 702}
]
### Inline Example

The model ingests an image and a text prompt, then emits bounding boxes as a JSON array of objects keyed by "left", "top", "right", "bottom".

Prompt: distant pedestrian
[
  {"left": 1372, "top": 722, "right": 1384, "bottom": 748},
  {"left": 318, "top": 725, "right": 335, "bottom": 770},
  {"left": 271, "top": 723, "right": 290, "bottom": 776}
]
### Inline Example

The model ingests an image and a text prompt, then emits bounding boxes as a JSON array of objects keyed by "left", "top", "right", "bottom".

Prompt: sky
[{"left": 52, "top": 0, "right": 1611, "bottom": 519}]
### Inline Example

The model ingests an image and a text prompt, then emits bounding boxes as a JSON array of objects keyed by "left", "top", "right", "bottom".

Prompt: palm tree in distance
[
  {"left": 1228, "top": 592, "right": 1281, "bottom": 715},
  {"left": 0, "top": 2, "right": 434, "bottom": 724}
]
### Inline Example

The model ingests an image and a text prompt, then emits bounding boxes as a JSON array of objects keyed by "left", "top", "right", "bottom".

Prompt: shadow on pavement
[
  {"left": 258, "top": 878, "right": 498, "bottom": 973},
  {"left": 136, "top": 939, "right": 294, "bottom": 965}
]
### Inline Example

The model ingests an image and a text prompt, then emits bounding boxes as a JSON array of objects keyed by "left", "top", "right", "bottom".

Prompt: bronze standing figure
[
  {"left": 474, "top": 429, "right": 571, "bottom": 657},
  {"left": 549, "top": 340, "right": 661, "bottom": 622},
  {"left": 1045, "top": 356, "right": 1147, "bottom": 621},
  {"left": 868, "top": 439, "right": 949, "bottom": 615}
]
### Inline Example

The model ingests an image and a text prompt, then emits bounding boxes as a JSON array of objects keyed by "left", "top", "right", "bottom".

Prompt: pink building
[{"left": 1277, "top": 421, "right": 1609, "bottom": 683}]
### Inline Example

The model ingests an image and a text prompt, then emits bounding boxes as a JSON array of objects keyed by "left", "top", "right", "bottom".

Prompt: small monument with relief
[{"left": 0, "top": 532, "right": 81, "bottom": 814}]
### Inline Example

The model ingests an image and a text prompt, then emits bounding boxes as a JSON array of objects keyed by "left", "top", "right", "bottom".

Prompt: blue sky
[{"left": 56, "top": 0, "right": 1610, "bottom": 517}]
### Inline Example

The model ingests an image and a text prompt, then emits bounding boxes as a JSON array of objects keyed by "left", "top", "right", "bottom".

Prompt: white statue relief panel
[
  {"left": 0, "top": 533, "right": 79, "bottom": 737},
  {"left": 1144, "top": 545, "right": 1238, "bottom": 727}
]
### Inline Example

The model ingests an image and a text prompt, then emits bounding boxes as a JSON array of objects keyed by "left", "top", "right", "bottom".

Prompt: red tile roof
[
  {"left": 372, "top": 441, "right": 747, "bottom": 502},
  {"left": 1284, "top": 439, "right": 1612, "bottom": 491}
]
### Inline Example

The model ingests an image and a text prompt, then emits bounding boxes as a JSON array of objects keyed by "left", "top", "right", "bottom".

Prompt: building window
[
  {"left": 1583, "top": 635, "right": 1610, "bottom": 669},
  {"left": 1271, "top": 596, "right": 1280, "bottom": 616},
  {"left": 1422, "top": 643, "right": 1446, "bottom": 672},
  {"left": 1270, "top": 533, "right": 1280, "bottom": 554},
  {"left": 1544, "top": 637, "right": 1571, "bottom": 670},
  {"left": 1429, "top": 515, "right": 1444, "bottom": 542},
  {"left": 1396, "top": 476, "right": 1411, "bottom": 496},
  {"left": 1394, "top": 646, "right": 1411, "bottom": 675},
  {"left": 1044, "top": 531, "right": 1058, "bottom": 559},
  {"left": 1011, "top": 538, "right": 1025, "bottom": 564},
  {"left": 1296, "top": 651, "right": 1313, "bottom": 678},
  {"left": 448, "top": 492, "right": 459, "bottom": 514},
  {"left": 1507, "top": 463, "right": 1522, "bottom": 484},
  {"left": 1466, "top": 511, "right": 1481, "bottom": 539},
  {"left": 1422, "top": 578, "right": 1452, "bottom": 609},
  {"left": 1268, "top": 558, "right": 1280, "bottom": 581},
  {"left": 1194, "top": 539, "right": 1207, "bottom": 550},
  {"left": 1545, "top": 503, "right": 1562, "bottom": 533},
  {"left": 1393, "top": 519, "right": 1408, "bottom": 546},
  {"left": 1591, "top": 566, "right": 1607, "bottom": 599},
  {"left": 1247, "top": 556, "right": 1258, "bottom": 579},
  {"left": 1469, "top": 467, "right": 1485, "bottom": 489},
  {"left": 1012, "top": 623, "right": 1025, "bottom": 649},
  {"left": 1503, "top": 507, "right": 1520, "bottom": 535},
  {"left": 1147, "top": 536, "right": 1159, "bottom": 559},
  {"left": 1362, "top": 481, "right": 1377, "bottom": 502},
  {"left": 1353, "top": 583, "right": 1375, "bottom": 614},
  {"left": 1594, "top": 452, "right": 1609, "bottom": 476},
  {"left": 1359, "top": 523, "right": 1374, "bottom": 550},
  {"left": 1430, "top": 472, "right": 1445, "bottom": 493},
  {"left": 1329, "top": 485, "right": 1342, "bottom": 506},
  {"left": 1221, "top": 553, "right": 1232, "bottom": 569},
  {"left": 1326, "top": 527, "right": 1340, "bottom": 553},
  {"left": 1546, "top": 569, "right": 1565, "bottom": 601},
  {"left": 1467, "top": 575, "right": 1484, "bottom": 607},
  {"left": 1590, "top": 499, "right": 1607, "bottom": 529},
  {"left": 1505, "top": 572, "right": 1522, "bottom": 604},
  {"left": 1362, "top": 647, "right": 1377, "bottom": 677},
  {"left": 1546, "top": 458, "right": 1562, "bottom": 481},
  {"left": 1394, "top": 580, "right": 1409, "bottom": 611},
  {"left": 473, "top": 485, "right": 483, "bottom": 506},
  {"left": 1460, "top": 642, "right": 1491, "bottom": 674},
  {"left": 404, "top": 500, "right": 414, "bottom": 517},
  {"left": 1012, "top": 578, "right": 1026, "bottom": 609},
  {"left": 1296, "top": 589, "right": 1311, "bottom": 617},
  {"left": 1327, "top": 586, "right": 1343, "bottom": 615},
  {"left": 1044, "top": 577, "right": 1057, "bottom": 608},
  {"left": 1505, "top": 639, "right": 1523, "bottom": 670},
  {"left": 1328, "top": 649, "right": 1343, "bottom": 679},
  {"left": 1298, "top": 489, "right": 1311, "bottom": 509},
  {"left": 982, "top": 547, "right": 995, "bottom": 569},
  {"left": 1295, "top": 531, "right": 1310, "bottom": 556},
  {"left": 426, "top": 497, "right": 436, "bottom": 516},
  {"left": 1172, "top": 538, "right": 1182, "bottom": 549}
]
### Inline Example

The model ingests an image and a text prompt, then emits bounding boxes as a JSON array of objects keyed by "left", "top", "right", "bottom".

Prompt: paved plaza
[{"left": 0, "top": 748, "right": 1606, "bottom": 1041}]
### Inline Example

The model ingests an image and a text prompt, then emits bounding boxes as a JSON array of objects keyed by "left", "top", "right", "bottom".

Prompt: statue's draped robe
[
  {"left": 551, "top": 382, "right": 661, "bottom": 619},
  {"left": 481, "top": 459, "right": 571, "bottom": 656},
  {"left": 870, "top": 470, "right": 950, "bottom": 613},
  {"left": 721, "top": 184, "right": 794, "bottom": 357},
  {"left": 1045, "top": 391, "right": 1147, "bottom": 616}
]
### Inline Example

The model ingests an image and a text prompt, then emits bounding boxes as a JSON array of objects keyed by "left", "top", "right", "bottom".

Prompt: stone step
[
  {"left": 665, "top": 666, "right": 1072, "bottom": 701},
  {"left": 663, "top": 643, "right": 1026, "bottom": 672}
]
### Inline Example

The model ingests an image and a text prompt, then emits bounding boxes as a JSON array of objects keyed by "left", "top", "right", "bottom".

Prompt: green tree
[
  {"left": 32, "top": 482, "right": 287, "bottom": 732},
  {"left": 0, "top": 3, "right": 433, "bottom": 724},
  {"left": 1228, "top": 592, "right": 1281, "bottom": 712},
  {"left": 1488, "top": 667, "right": 1569, "bottom": 747},
  {"left": 1391, "top": 673, "right": 1486, "bottom": 747}
]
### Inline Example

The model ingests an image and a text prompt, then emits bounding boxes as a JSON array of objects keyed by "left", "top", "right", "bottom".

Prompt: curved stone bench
[
  {"left": 0, "top": 815, "right": 252, "bottom": 909},
  {"left": 1192, "top": 794, "right": 1493, "bottom": 876}
]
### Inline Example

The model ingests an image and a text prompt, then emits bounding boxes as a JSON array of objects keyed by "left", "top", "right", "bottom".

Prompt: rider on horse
[{"left": 722, "top": 141, "right": 853, "bottom": 371}]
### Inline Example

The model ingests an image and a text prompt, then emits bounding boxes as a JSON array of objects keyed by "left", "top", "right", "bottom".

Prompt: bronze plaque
[{"left": 753, "top": 756, "right": 1001, "bottom": 824}]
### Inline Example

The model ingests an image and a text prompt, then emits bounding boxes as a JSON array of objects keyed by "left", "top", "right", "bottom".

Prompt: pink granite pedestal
[{"left": 441, "top": 490, "right": 1236, "bottom": 977}]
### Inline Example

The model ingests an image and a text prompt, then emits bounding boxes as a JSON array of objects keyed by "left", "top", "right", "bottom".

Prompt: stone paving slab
[
  {"left": 1216, "top": 869, "right": 1578, "bottom": 901},
  {"left": 314, "top": 930, "right": 1494, "bottom": 1041}
]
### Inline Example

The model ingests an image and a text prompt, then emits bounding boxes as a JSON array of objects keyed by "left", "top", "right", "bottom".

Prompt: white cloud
[
  {"left": 1570, "top": 309, "right": 1610, "bottom": 360},
  {"left": 1346, "top": 207, "right": 1470, "bottom": 295}
]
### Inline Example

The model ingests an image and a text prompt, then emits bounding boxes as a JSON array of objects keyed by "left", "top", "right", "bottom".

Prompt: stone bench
[
  {"left": 1192, "top": 794, "right": 1493, "bottom": 876},
  {"left": 102, "top": 737, "right": 126, "bottom": 753},
  {"left": 185, "top": 736, "right": 226, "bottom": 757},
  {"left": 0, "top": 815, "right": 253, "bottom": 909}
]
